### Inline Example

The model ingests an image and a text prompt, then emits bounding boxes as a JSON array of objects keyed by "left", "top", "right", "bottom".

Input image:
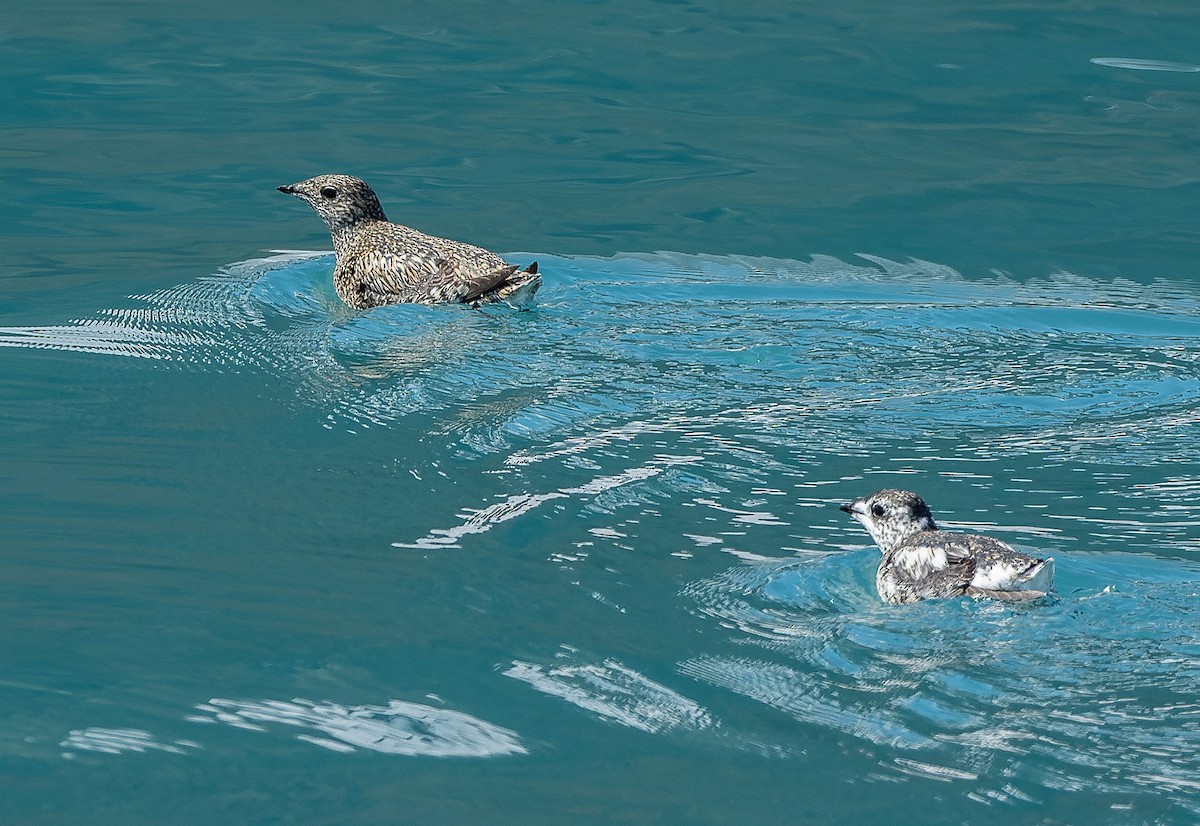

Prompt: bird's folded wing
[
  {"left": 340, "top": 248, "right": 445, "bottom": 299},
  {"left": 914, "top": 553, "right": 975, "bottom": 599},
  {"left": 452, "top": 264, "right": 521, "bottom": 304}
]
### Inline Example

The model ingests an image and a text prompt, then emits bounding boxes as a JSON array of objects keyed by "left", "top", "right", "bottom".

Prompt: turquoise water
[{"left": 3, "top": 2, "right": 1200, "bottom": 823}]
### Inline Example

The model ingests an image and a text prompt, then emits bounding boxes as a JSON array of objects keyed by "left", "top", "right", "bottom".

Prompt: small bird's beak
[
  {"left": 277, "top": 184, "right": 297, "bottom": 194},
  {"left": 839, "top": 503, "right": 854, "bottom": 514}
]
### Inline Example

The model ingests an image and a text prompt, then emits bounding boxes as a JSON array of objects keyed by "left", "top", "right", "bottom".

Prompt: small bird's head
[
  {"left": 278, "top": 174, "right": 387, "bottom": 231},
  {"left": 839, "top": 489, "right": 938, "bottom": 553}
]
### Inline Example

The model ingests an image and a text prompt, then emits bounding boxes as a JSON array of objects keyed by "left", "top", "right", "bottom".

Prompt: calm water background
[{"left": 2, "top": 1, "right": 1200, "bottom": 823}]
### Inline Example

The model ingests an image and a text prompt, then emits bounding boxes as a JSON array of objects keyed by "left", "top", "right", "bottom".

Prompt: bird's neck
[
  {"left": 330, "top": 218, "right": 384, "bottom": 257},
  {"left": 874, "top": 517, "right": 937, "bottom": 554}
]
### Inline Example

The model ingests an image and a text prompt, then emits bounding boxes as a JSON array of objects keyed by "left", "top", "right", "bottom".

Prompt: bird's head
[
  {"left": 278, "top": 174, "right": 387, "bottom": 231},
  {"left": 840, "top": 488, "right": 938, "bottom": 553}
]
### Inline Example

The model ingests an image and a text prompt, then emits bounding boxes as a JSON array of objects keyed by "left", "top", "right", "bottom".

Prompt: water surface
[{"left": 2, "top": 1, "right": 1200, "bottom": 823}]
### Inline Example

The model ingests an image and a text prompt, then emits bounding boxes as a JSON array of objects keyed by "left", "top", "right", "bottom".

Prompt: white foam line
[{"left": 394, "top": 457, "right": 700, "bottom": 550}]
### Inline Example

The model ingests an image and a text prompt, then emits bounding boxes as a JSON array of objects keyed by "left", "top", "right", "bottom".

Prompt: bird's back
[
  {"left": 336, "top": 220, "right": 534, "bottom": 308},
  {"left": 881, "top": 530, "right": 1053, "bottom": 604},
  {"left": 879, "top": 531, "right": 976, "bottom": 603}
]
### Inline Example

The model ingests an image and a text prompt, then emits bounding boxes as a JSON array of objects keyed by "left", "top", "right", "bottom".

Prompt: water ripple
[
  {"left": 394, "top": 455, "right": 700, "bottom": 549},
  {"left": 186, "top": 697, "right": 526, "bottom": 757},
  {"left": 3, "top": 251, "right": 1198, "bottom": 464},
  {"left": 681, "top": 552, "right": 1200, "bottom": 814},
  {"left": 7, "top": 250, "right": 1196, "bottom": 571},
  {"left": 1091, "top": 57, "right": 1200, "bottom": 73},
  {"left": 61, "top": 727, "right": 201, "bottom": 757},
  {"left": 504, "top": 646, "right": 713, "bottom": 734}
]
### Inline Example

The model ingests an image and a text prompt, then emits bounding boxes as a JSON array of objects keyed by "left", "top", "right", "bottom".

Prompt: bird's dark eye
[
  {"left": 871, "top": 503, "right": 886, "bottom": 517},
  {"left": 320, "top": 186, "right": 338, "bottom": 200}
]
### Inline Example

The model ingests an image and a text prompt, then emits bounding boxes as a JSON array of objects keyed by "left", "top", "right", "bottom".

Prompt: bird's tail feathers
[
  {"left": 460, "top": 261, "right": 541, "bottom": 308},
  {"left": 1018, "top": 557, "right": 1055, "bottom": 593},
  {"left": 495, "top": 266, "right": 541, "bottom": 309},
  {"left": 968, "top": 557, "right": 1055, "bottom": 602}
]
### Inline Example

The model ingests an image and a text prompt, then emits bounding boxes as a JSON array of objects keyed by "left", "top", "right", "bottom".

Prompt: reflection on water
[
  {"left": 505, "top": 646, "right": 712, "bottom": 734},
  {"left": 62, "top": 728, "right": 201, "bottom": 757},
  {"left": 395, "top": 457, "right": 700, "bottom": 550},
  {"left": 1091, "top": 57, "right": 1200, "bottom": 73},
  {"left": 186, "top": 697, "right": 526, "bottom": 757},
  {"left": 62, "top": 697, "right": 527, "bottom": 760}
]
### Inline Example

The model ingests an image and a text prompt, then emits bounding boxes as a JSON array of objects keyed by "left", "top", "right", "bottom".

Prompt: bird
[
  {"left": 277, "top": 174, "right": 541, "bottom": 310},
  {"left": 839, "top": 488, "right": 1054, "bottom": 604}
]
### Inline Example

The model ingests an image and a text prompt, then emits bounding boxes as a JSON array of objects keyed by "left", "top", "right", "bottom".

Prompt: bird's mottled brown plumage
[{"left": 278, "top": 174, "right": 540, "bottom": 309}]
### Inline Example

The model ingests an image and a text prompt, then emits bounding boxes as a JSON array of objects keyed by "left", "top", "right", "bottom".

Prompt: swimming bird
[
  {"left": 839, "top": 489, "right": 1054, "bottom": 604},
  {"left": 278, "top": 174, "right": 540, "bottom": 309}
]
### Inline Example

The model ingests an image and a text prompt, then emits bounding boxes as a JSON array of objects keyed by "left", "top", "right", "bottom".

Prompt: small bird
[
  {"left": 278, "top": 174, "right": 541, "bottom": 309},
  {"left": 839, "top": 489, "right": 1054, "bottom": 604}
]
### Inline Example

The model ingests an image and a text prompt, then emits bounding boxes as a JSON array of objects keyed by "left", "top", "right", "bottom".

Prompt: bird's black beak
[
  {"left": 277, "top": 184, "right": 296, "bottom": 194},
  {"left": 838, "top": 503, "right": 854, "bottom": 514}
]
